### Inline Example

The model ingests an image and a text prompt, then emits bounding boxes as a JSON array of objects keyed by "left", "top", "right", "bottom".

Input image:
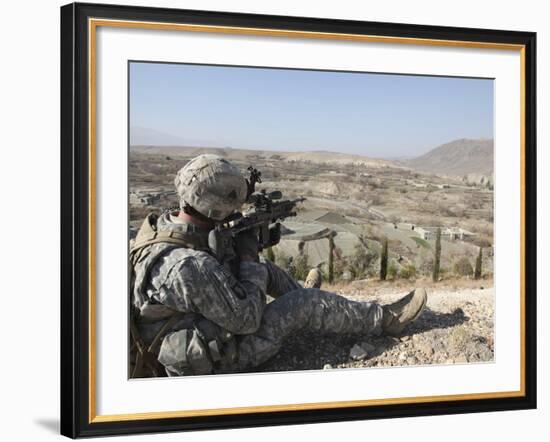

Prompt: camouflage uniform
[{"left": 132, "top": 212, "right": 383, "bottom": 376}]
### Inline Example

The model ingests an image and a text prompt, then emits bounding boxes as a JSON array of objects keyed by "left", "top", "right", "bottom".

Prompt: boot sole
[{"left": 383, "top": 288, "right": 428, "bottom": 336}]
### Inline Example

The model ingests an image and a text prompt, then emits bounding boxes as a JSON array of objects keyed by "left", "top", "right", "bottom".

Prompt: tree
[
  {"left": 380, "top": 237, "right": 388, "bottom": 280},
  {"left": 432, "top": 227, "right": 441, "bottom": 282},
  {"left": 474, "top": 247, "right": 483, "bottom": 279},
  {"left": 328, "top": 234, "right": 335, "bottom": 284}
]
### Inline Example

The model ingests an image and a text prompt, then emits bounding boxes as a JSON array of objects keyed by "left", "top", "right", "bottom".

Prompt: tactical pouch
[
  {"left": 158, "top": 328, "right": 214, "bottom": 376},
  {"left": 157, "top": 321, "right": 237, "bottom": 376}
]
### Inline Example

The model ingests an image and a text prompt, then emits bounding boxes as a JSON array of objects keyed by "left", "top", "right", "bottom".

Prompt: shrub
[
  {"left": 349, "top": 243, "right": 377, "bottom": 280},
  {"left": 387, "top": 261, "right": 398, "bottom": 280},
  {"left": 294, "top": 253, "right": 310, "bottom": 281},
  {"left": 454, "top": 257, "right": 474, "bottom": 277},
  {"left": 400, "top": 264, "right": 417, "bottom": 280}
]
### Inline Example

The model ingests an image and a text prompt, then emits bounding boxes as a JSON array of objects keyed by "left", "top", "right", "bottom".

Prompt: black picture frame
[{"left": 60, "top": 2, "right": 537, "bottom": 438}]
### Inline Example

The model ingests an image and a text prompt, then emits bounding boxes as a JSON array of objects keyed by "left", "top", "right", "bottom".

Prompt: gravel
[{"left": 254, "top": 283, "right": 494, "bottom": 373}]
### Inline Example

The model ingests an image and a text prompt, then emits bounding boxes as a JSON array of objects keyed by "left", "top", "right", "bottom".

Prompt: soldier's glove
[{"left": 235, "top": 228, "right": 260, "bottom": 262}]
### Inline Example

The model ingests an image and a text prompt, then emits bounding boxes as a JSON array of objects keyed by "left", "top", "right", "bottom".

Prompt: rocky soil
[{"left": 255, "top": 280, "right": 494, "bottom": 373}]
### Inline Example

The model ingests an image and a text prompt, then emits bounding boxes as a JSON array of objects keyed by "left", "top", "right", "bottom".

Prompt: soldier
[{"left": 130, "top": 154, "right": 427, "bottom": 377}]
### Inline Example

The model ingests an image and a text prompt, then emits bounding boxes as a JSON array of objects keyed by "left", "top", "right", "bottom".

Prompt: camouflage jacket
[{"left": 132, "top": 212, "right": 268, "bottom": 335}]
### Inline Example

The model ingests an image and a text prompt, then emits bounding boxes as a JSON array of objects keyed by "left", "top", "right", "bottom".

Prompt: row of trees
[
  {"left": 267, "top": 227, "right": 485, "bottom": 283},
  {"left": 379, "top": 227, "right": 484, "bottom": 282}
]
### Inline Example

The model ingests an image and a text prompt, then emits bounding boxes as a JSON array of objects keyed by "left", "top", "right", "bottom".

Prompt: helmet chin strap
[{"left": 177, "top": 207, "right": 215, "bottom": 230}]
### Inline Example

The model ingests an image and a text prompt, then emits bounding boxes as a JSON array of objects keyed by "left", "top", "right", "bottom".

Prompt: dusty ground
[{"left": 253, "top": 279, "right": 494, "bottom": 373}]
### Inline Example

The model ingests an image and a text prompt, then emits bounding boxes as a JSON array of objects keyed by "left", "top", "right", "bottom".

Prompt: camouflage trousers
[{"left": 235, "top": 259, "right": 383, "bottom": 370}]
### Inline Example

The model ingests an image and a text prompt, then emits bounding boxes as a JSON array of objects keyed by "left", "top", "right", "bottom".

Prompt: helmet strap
[{"left": 180, "top": 205, "right": 215, "bottom": 230}]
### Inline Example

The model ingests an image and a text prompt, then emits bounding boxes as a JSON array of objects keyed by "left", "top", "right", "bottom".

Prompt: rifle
[{"left": 208, "top": 166, "right": 305, "bottom": 271}]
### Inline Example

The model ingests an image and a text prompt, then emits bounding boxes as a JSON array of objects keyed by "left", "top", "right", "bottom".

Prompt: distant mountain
[
  {"left": 130, "top": 126, "right": 217, "bottom": 147},
  {"left": 130, "top": 145, "right": 397, "bottom": 169},
  {"left": 404, "top": 138, "right": 494, "bottom": 177}
]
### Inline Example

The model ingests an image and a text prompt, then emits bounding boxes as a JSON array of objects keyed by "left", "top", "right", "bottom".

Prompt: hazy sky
[{"left": 130, "top": 62, "right": 494, "bottom": 158}]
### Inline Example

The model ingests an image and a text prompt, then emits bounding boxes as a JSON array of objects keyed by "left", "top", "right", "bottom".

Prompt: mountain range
[
  {"left": 131, "top": 128, "right": 493, "bottom": 178},
  {"left": 402, "top": 138, "right": 493, "bottom": 177}
]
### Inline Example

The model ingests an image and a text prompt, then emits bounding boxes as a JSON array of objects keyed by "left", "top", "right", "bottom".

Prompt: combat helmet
[{"left": 174, "top": 154, "right": 248, "bottom": 221}]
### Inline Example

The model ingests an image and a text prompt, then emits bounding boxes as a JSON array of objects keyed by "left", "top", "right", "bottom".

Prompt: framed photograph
[{"left": 60, "top": 2, "right": 537, "bottom": 438}]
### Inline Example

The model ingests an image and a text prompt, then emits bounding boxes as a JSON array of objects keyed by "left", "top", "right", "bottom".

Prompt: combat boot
[
  {"left": 381, "top": 288, "right": 427, "bottom": 336},
  {"left": 304, "top": 268, "right": 322, "bottom": 289}
]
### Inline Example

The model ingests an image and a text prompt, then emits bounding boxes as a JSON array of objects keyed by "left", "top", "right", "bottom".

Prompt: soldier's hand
[{"left": 235, "top": 229, "right": 260, "bottom": 262}]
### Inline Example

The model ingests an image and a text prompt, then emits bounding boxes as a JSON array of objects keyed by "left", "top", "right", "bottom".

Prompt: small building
[
  {"left": 415, "top": 227, "right": 440, "bottom": 241},
  {"left": 447, "top": 227, "right": 475, "bottom": 241},
  {"left": 415, "top": 226, "right": 475, "bottom": 241}
]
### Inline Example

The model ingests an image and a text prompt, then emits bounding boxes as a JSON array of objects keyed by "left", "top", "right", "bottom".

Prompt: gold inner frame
[{"left": 87, "top": 18, "right": 527, "bottom": 423}]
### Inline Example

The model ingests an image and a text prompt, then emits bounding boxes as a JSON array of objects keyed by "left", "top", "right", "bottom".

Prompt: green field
[{"left": 411, "top": 236, "right": 431, "bottom": 249}]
